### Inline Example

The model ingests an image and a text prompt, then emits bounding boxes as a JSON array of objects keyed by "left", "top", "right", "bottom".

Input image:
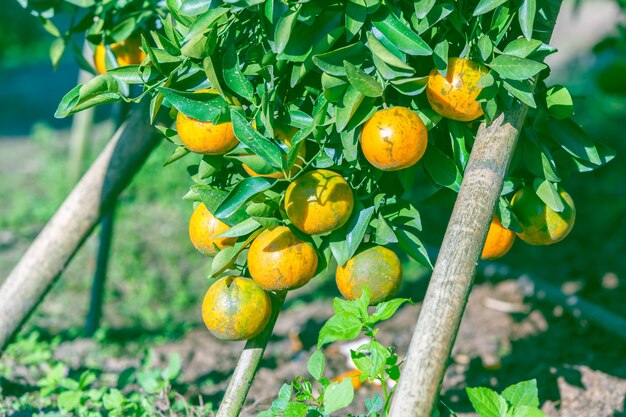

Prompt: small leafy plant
[
  {"left": 466, "top": 379, "right": 548, "bottom": 417},
  {"left": 261, "top": 290, "right": 549, "bottom": 417},
  {"left": 260, "top": 288, "right": 411, "bottom": 417},
  {"left": 0, "top": 332, "right": 205, "bottom": 417}
]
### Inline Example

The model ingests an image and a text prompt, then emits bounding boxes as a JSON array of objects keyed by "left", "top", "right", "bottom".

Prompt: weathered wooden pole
[
  {"left": 0, "top": 104, "right": 157, "bottom": 351},
  {"left": 85, "top": 208, "right": 116, "bottom": 336},
  {"left": 84, "top": 103, "right": 130, "bottom": 336},
  {"left": 216, "top": 291, "right": 287, "bottom": 417},
  {"left": 389, "top": 3, "right": 563, "bottom": 416}
]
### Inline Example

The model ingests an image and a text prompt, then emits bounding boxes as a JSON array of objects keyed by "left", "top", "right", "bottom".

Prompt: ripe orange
[
  {"left": 242, "top": 127, "right": 306, "bottom": 178},
  {"left": 331, "top": 369, "right": 363, "bottom": 390},
  {"left": 202, "top": 276, "right": 271, "bottom": 341},
  {"left": 511, "top": 186, "right": 576, "bottom": 245},
  {"left": 94, "top": 36, "right": 146, "bottom": 74},
  {"left": 481, "top": 215, "right": 515, "bottom": 260},
  {"left": 360, "top": 107, "right": 428, "bottom": 171},
  {"left": 189, "top": 203, "right": 236, "bottom": 256},
  {"left": 247, "top": 226, "right": 318, "bottom": 291},
  {"left": 336, "top": 246, "right": 402, "bottom": 304},
  {"left": 426, "top": 57, "right": 487, "bottom": 121},
  {"left": 285, "top": 169, "right": 354, "bottom": 235},
  {"left": 175, "top": 89, "right": 239, "bottom": 155}
]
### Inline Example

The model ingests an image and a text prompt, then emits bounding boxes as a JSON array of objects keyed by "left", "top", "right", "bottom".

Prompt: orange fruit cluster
[{"left": 187, "top": 54, "right": 576, "bottom": 341}]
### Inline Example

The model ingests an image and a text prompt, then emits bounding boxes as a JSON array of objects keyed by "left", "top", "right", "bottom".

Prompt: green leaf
[
  {"left": 323, "top": 379, "right": 355, "bottom": 414},
  {"left": 185, "top": 7, "right": 228, "bottom": 42},
  {"left": 478, "top": 35, "right": 493, "bottom": 61},
  {"left": 107, "top": 65, "right": 157, "bottom": 84},
  {"left": 57, "top": 391, "right": 82, "bottom": 411},
  {"left": 160, "top": 88, "right": 228, "bottom": 122},
  {"left": 502, "top": 379, "right": 539, "bottom": 408},
  {"left": 333, "top": 294, "right": 369, "bottom": 320},
  {"left": 223, "top": 46, "right": 255, "bottom": 102},
  {"left": 371, "top": 6, "right": 432, "bottom": 56},
  {"left": 367, "top": 32, "right": 414, "bottom": 72},
  {"left": 413, "top": 3, "right": 454, "bottom": 34},
  {"left": 231, "top": 110, "right": 284, "bottom": 169},
  {"left": 344, "top": 61, "right": 384, "bottom": 97},
  {"left": 474, "top": 0, "right": 508, "bottom": 16},
  {"left": 346, "top": 0, "right": 367, "bottom": 41},
  {"left": 502, "top": 80, "right": 536, "bottom": 108},
  {"left": 503, "top": 38, "right": 542, "bottom": 58},
  {"left": 507, "top": 405, "right": 548, "bottom": 417},
  {"left": 336, "top": 85, "right": 365, "bottom": 132},
  {"left": 50, "top": 38, "right": 65, "bottom": 68},
  {"left": 345, "top": 205, "right": 375, "bottom": 261},
  {"left": 180, "top": 0, "right": 212, "bottom": 16},
  {"left": 318, "top": 313, "right": 363, "bottom": 347},
  {"left": 433, "top": 40, "right": 449, "bottom": 75},
  {"left": 54, "top": 75, "right": 121, "bottom": 118},
  {"left": 274, "top": 8, "right": 299, "bottom": 55},
  {"left": 329, "top": 201, "right": 373, "bottom": 266},
  {"left": 313, "top": 43, "right": 368, "bottom": 77},
  {"left": 449, "top": 121, "right": 470, "bottom": 170},
  {"left": 283, "top": 402, "right": 310, "bottom": 417},
  {"left": 522, "top": 132, "right": 559, "bottom": 182},
  {"left": 496, "top": 197, "right": 523, "bottom": 232},
  {"left": 191, "top": 185, "right": 227, "bottom": 213},
  {"left": 214, "top": 177, "right": 276, "bottom": 220},
  {"left": 374, "top": 213, "right": 398, "bottom": 245},
  {"left": 102, "top": 389, "right": 124, "bottom": 410},
  {"left": 549, "top": 119, "right": 601, "bottom": 165},
  {"left": 395, "top": 228, "right": 432, "bottom": 268},
  {"left": 390, "top": 76, "right": 429, "bottom": 96},
  {"left": 533, "top": 178, "right": 564, "bottom": 213},
  {"left": 215, "top": 218, "right": 261, "bottom": 238},
  {"left": 544, "top": 85, "right": 574, "bottom": 119},
  {"left": 424, "top": 145, "right": 463, "bottom": 192},
  {"left": 518, "top": 0, "right": 536, "bottom": 40},
  {"left": 414, "top": 0, "right": 436, "bottom": 19},
  {"left": 162, "top": 353, "right": 182, "bottom": 381},
  {"left": 353, "top": 341, "right": 389, "bottom": 380},
  {"left": 368, "top": 298, "right": 411, "bottom": 323},
  {"left": 466, "top": 387, "right": 508, "bottom": 417},
  {"left": 488, "top": 55, "right": 546, "bottom": 80},
  {"left": 366, "top": 394, "right": 384, "bottom": 414},
  {"left": 307, "top": 350, "right": 325, "bottom": 380}
]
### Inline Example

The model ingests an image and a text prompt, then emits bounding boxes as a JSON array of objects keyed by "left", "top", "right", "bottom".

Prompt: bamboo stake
[
  {"left": 0, "top": 104, "right": 156, "bottom": 351},
  {"left": 85, "top": 208, "right": 116, "bottom": 336},
  {"left": 216, "top": 291, "right": 287, "bottom": 417},
  {"left": 388, "top": 3, "right": 563, "bottom": 416}
]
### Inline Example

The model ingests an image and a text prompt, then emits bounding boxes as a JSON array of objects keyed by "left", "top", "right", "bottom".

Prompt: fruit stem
[{"left": 216, "top": 290, "right": 287, "bottom": 417}]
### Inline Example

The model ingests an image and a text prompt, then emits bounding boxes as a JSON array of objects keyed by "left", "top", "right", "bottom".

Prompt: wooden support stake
[
  {"left": 85, "top": 208, "right": 116, "bottom": 336},
  {"left": 389, "top": 3, "right": 563, "bottom": 416},
  {"left": 0, "top": 104, "right": 156, "bottom": 351},
  {"left": 216, "top": 291, "right": 287, "bottom": 417}
]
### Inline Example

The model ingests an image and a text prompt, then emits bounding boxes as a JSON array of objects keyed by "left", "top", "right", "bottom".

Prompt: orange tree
[{"left": 25, "top": 0, "right": 614, "bottom": 414}]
